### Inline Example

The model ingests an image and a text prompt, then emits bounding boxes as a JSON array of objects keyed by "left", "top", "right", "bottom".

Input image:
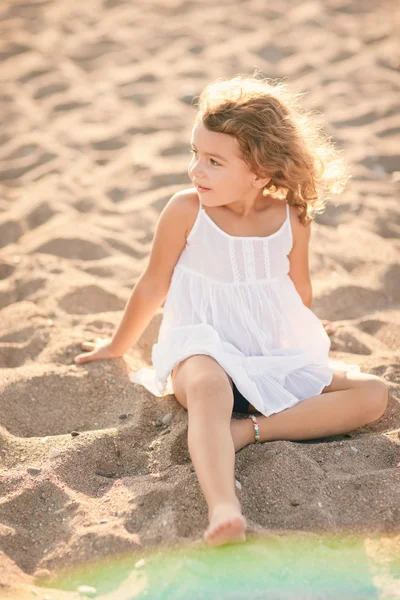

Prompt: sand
[{"left": 0, "top": 0, "right": 399, "bottom": 597}]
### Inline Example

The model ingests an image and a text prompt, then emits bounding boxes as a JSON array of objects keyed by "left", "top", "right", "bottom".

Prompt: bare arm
[
  {"left": 74, "top": 191, "right": 192, "bottom": 364},
  {"left": 288, "top": 208, "right": 336, "bottom": 333},
  {"left": 288, "top": 207, "right": 312, "bottom": 308},
  {"left": 109, "top": 274, "right": 168, "bottom": 356}
]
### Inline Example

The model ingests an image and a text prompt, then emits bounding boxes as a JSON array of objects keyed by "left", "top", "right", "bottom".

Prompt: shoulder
[
  {"left": 288, "top": 204, "right": 310, "bottom": 226},
  {"left": 288, "top": 204, "right": 311, "bottom": 250},
  {"left": 142, "top": 188, "right": 198, "bottom": 292},
  {"left": 169, "top": 187, "right": 200, "bottom": 240},
  {"left": 170, "top": 187, "right": 199, "bottom": 210}
]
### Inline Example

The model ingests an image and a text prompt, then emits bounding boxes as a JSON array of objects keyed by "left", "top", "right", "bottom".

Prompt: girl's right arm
[{"left": 74, "top": 191, "right": 193, "bottom": 364}]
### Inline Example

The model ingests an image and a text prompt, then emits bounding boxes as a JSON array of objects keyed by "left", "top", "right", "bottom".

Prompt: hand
[
  {"left": 74, "top": 337, "right": 122, "bottom": 364},
  {"left": 321, "top": 319, "right": 336, "bottom": 335}
]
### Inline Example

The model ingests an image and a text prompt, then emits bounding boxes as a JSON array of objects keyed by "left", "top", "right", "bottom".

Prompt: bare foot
[{"left": 204, "top": 503, "right": 247, "bottom": 546}]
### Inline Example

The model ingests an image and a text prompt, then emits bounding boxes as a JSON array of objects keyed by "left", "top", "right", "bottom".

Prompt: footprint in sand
[
  {"left": 0, "top": 219, "right": 23, "bottom": 249},
  {"left": 59, "top": 284, "right": 125, "bottom": 314},
  {"left": 0, "top": 481, "right": 73, "bottom": 573},
  {"left": 35, "top": 237, "right": 109, "bottom": 261},
  {"left": 0, "top": 261, "right": 15, "bottom": 279}
]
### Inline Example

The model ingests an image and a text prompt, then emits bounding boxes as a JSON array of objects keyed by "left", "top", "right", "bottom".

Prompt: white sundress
[{"left": 131, "top": 196, "right": 360, "bottom": 417}]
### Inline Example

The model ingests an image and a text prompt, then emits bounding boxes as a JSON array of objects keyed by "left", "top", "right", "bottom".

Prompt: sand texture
[{"left": 0, "top": 0, "right": 399, "bottom": 597}]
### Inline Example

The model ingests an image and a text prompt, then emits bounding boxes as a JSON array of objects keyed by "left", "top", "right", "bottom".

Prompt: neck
[{"left": 224, "top": 192, "right": 275, "bottom": 217}]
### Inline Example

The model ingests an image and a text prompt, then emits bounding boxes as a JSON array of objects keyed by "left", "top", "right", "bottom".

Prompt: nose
[{"left": 188, "top": 154, "right": 204, "bottom": 180}]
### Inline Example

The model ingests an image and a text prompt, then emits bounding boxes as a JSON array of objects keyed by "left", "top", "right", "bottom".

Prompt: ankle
[
  {"left": 230, "top": 418, "right": 255, "bottom": 452},
  {"left": 248, "top": 414, "right": 261, "bottom": 443},
  {"left": 208, "top": 500, "right": 242, "bottom": 520}
]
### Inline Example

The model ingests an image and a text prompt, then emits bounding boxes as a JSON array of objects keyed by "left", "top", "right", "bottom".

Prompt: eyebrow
[{"left": 190, "top": 142, "right": 228, "bottom": 162}]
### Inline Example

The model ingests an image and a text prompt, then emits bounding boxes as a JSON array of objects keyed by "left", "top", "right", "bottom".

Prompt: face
[{"left": 188, "top": 121, "right": 267, "bottom": 209}]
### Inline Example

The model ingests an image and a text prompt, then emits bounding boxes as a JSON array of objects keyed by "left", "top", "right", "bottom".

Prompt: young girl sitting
[{"left": 74, "top": 74, "right": 389, "bottom": 548}]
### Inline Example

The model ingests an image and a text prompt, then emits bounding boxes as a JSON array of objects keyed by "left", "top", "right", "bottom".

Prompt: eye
[{"left": 190, "top": 149, "right": 220, "bottom": 166}]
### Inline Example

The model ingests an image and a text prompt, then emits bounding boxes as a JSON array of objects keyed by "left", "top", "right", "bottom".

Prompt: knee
[
  {"left": 364, "top": 376, "right": 389, "bottom": 421},
  {"left": 186, "top": 373, "right": 232, "bottom": 407}
]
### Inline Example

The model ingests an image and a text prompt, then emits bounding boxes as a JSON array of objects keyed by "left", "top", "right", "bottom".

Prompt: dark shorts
[{"left": 231, "top": 380, "right": 251, "bottom": 414}]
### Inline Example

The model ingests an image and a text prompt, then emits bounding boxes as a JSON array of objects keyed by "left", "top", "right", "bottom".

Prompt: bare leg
[
  {"left": 186, "top": 376, "right": 246, "bottom": 546},
  {"left": 230, "top": 376, "right": 388, "bottom": 452}
]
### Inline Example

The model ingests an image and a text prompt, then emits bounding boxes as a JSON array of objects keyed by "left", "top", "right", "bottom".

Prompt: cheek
[
  {"left": 233, "top": 168, "right": 251, "bottom": 189},
  {"left": 187, "top": 158, "right": 195, "bottom": 176},
  {"left": 224, "top": 170, "right": 240, "bottom": 187}
]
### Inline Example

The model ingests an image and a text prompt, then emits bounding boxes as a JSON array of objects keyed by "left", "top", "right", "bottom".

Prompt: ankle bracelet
[{"left": 249, "top": 414, "right": 260, "bottom": 443}]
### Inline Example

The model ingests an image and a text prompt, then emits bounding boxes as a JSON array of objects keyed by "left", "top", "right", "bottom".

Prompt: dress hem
[{"left": 130, "top": 353, "right": 343, "bottom": 418}]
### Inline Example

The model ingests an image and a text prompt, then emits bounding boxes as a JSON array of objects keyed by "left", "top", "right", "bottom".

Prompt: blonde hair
[{"left": 194, "top": 72, "right": 349, "bottom": 226}]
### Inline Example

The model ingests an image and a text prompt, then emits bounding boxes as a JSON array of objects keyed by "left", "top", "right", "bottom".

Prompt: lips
[{"left": 195, "top": 183, "right": 211, "bottom": 191}]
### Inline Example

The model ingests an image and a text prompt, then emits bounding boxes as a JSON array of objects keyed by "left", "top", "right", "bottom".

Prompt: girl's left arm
[
  {"left": 288, "top": 212, "right": 312, "bottom": 308},
  {"left": 288, "top": 212, "right": 336, "bottom": 334}
]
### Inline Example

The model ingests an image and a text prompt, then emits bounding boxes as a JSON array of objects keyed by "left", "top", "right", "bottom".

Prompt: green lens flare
[{"left": 33, "top": 531, "right": 400, "bottom": 599}]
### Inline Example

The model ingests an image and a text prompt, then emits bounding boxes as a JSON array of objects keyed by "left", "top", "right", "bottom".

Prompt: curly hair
[{"left": 194, "top": 71, "right": 350, "bottom": 226}]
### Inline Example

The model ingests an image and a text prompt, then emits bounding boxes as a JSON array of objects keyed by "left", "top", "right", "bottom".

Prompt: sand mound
[{"left": 0, "top": 0, "right": 399, "bottom": 597}]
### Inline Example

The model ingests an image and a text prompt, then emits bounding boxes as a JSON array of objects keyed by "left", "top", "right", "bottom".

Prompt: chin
[
  {"left": 198, "top": 195, "right": 225, "bottom": 207},
  {"left": 199, "top": 198, "right": 220, "bottom": 207}
]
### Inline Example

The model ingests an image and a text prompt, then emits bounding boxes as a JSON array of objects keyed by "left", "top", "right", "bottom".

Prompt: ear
[{"left": 252, "top": 173, "right": 271, "bottom": 189}]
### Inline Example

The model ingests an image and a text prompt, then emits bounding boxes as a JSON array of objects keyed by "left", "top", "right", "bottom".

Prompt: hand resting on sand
[{"left": 74, "top": 337, "right": 122, "bottom": 364}]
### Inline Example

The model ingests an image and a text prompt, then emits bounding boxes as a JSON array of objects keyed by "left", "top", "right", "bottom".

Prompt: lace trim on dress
[
  {"left": 229, "top": 238, "right": 240, "bottom": 282},
  {"left": 243, "top": 239, "right": 257, "bottom": 282},
  {"left": 262, "top": 239, "right": 271, "bottom": 279}
]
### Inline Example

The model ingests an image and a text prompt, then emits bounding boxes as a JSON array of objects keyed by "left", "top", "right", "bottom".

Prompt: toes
[
  {"left": 208, "top": 520, "right": 230, "bottom": 537},
  {"left": 205, "top": 515, "right": 245, "bottom": 544}
]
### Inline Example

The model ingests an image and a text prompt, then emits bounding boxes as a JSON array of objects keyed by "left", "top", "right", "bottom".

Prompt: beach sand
[{"left": 0, "top": 0, "right": 399, "bottom": 597}]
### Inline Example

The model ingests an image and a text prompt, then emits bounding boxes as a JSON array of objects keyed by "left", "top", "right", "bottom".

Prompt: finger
[
  {"left": 74, "top": 352, "right": 96, "bottom": 364},
  {"left": 81, "top": 341, "right": 96, "bottom": 350}
]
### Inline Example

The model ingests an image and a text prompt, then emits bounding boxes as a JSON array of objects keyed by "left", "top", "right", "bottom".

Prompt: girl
[{"left": 74, "top": 74, "right": 389, "bottom": 547}]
